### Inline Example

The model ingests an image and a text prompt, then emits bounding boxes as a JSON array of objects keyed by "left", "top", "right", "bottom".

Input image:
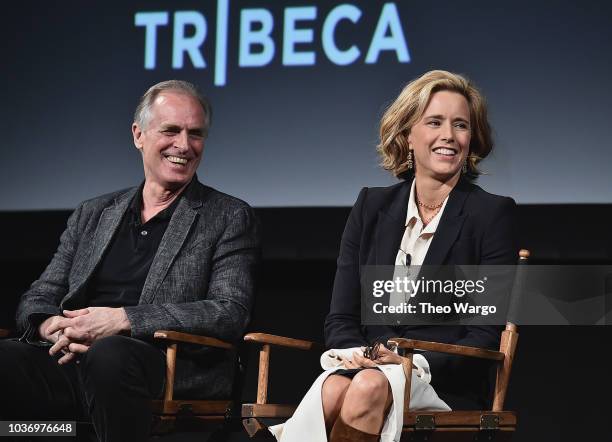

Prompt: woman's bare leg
[
  {"left": 322, "top": 374, "right": 352, "bottom": 430},
  {"left": 339, "top": 369, "right": 393, "bottom": 434}
]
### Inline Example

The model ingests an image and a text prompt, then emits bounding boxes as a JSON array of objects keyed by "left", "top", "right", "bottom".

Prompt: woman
[{"left": 322, "top": 70, "right": 517, "bottom": 441}]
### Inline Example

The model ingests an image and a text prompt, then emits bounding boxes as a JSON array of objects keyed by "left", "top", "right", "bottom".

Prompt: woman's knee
[
  {"left": 322, "top": 375, "right": 351, "bottom": 427},
  {"left": 322, "top": 375, "right": 351, "bottom": 407},
  {"left": 346, "top": 370, "right": 390, "bottom": 406}
]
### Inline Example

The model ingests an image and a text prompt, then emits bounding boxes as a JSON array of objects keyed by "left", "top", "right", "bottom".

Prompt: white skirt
[{"left": 270, "top": 348, "right": 450, "bottom": 442}]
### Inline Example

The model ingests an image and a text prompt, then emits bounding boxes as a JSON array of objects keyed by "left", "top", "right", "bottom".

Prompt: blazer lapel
[
  {"left": 375, "top": 179, "right": 412, "bottom": 265},
  {"left": 139, "top": 190, "right": 201, "bottom": 304},
  {"left": 422, "top": 178, "right": 471, "bottom": 265},
  {"left": 60, "top": 189, "right": 136, "bottom": 310},
  {"left": 84, "top": 190, "right": 135, "bottom": 281}
]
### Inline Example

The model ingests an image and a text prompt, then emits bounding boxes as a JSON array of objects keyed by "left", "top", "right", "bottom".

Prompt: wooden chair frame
[
  {"left": 0, "top": 328, "right": 241, "bottom": 438},
  {"left": 150, "top": 330, "right": 241, "bottom": 436},
  {"left": 241, "top": 250, "right": 529, "bottom": 440},
  {"left": 241, "top": 333, "right": 323, "bottom": 438}
]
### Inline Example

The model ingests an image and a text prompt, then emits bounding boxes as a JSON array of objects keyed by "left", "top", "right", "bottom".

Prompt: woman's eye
[{"left": 427, "top": 120, "right": 441, "bottom": 127}]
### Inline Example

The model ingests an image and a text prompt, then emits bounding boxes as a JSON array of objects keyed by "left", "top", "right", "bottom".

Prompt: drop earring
[
  {"left": 407, "top": 150, "right": 414, "bottom": 170},
  {"left": 462, "top": 159, "right": 468, "bottom": 174}
]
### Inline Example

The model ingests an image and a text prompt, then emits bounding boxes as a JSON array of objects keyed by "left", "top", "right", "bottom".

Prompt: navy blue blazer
[{"left": 324, "top": 176, "right": 517, "bottom": 409}]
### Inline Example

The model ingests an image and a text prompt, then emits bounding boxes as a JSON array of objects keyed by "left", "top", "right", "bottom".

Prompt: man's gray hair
[{"left": 134, "top": 80, "right": 212, "bottom": 137}]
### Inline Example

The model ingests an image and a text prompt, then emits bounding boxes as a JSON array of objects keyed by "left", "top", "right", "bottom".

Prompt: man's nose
[{"left": 175, "top": 130, "right": 189, "bottom": 151}]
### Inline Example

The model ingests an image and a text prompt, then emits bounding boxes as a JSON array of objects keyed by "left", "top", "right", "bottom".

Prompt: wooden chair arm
[
  {"left": 153, "top": 330, "right": 234, "bottom": 350},
  {"left": 243, "top": 333, "right": 322, "bottom": 405},
  {"left": 389, "top": 338, "right": 504, "bottom": 361},
  {"left": 153, "top": 331, "right": 234, "bottom": 403},
  {"left": 244, "top": 332, "right": 323, "bottom": 352}
]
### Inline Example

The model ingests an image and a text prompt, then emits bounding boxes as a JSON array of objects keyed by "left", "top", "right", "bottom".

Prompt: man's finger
[
  {"left": 49, "top": 335, "right": 70, "bottom": 356},
  {"left": 62, "top": 326, "right": 89, "bottom": 342},
  {"left": 57, "top": 352, "right": 77, "bottom": 365},
  {"left": 45, "top": 318, "right": 72, "bottom": 336},
  {"left": 67, "top": 343, "right": 90, "bottom": 353},
  {"left": 63, "top": 308, "right": 90, "bottom": 318}
]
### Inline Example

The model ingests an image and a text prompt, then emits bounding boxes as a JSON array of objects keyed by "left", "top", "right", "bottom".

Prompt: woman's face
[{"left": 408, "top": 90, "right": 471, "bottom": 181}]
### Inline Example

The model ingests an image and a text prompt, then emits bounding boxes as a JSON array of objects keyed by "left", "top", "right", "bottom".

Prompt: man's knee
[
  {"left": 82, "top": 335, "right": 130, "bottom": 366},
  {"left": 80, "top": 335, "right": 164, "bottom": 399},
  {"left": 80, "top": 336, "right": 136, "bottom": 390}
]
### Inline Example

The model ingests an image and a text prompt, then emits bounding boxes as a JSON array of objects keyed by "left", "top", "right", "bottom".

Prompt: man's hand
[
  {"left": 46, "top": 307, "right": 131, "bottom": 346},
  {"left": 49, "top": 331, "right": 89, "bottom": 364},
  {"left": 39, "top": 313, "right": 91, "bottom": 364},
  {"left": 38, "top": 314, "right": 83, "bottom": 343}
]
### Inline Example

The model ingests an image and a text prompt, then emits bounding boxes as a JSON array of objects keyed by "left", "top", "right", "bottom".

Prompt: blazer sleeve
[
  {"left": 124, "top": 205, "right": 260, "bottom": 343},
  {"left": 324, "top": 188, "right": 370, "bottom": 349},
  {"left": 15, "top": 203, "right": 85, "bottom": 337},
  {"left": 424, "top": 197, "right": 518, "bottom": 385}
]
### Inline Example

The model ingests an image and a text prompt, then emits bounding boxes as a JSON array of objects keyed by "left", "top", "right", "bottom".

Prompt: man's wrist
[{"left": 117, "top": 308, "right": 132, "bottom": 333}]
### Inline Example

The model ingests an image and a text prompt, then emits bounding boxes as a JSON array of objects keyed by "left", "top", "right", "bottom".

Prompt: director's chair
[{"left": 241, "top": 250, "right": 529, "bottom": 441}]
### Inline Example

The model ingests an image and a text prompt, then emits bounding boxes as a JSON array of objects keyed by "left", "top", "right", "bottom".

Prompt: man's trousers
[{"left": 0, "top": 335, "right": 166, "bottom": 442}]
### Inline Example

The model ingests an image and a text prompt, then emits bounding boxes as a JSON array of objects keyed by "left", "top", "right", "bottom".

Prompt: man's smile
[{"left": 164, "top": 155, "right": 188, "bottom": 165}]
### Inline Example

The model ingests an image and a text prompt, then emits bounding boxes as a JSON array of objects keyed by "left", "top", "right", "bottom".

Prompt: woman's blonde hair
[{"left": 377, "top": 70, "right": 493, "bottom": 178}]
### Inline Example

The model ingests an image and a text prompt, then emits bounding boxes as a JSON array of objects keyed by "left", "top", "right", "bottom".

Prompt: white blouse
[{"left": 389, "top": 179, "right": 450, "bottom": 383}]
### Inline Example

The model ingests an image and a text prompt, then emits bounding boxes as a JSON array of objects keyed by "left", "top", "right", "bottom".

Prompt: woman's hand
[
  {"left": 340, "top": 350, "right": 378, "bottom": 369},
  {"left": 340, "top": 344, "right": 404, "bottom": 368},
  {"left": 372, "top": 344, "right": 403, "bottom": 365}
]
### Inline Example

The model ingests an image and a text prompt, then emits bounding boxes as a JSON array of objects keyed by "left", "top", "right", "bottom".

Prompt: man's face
[{"left": 132, "top": 92, "right": 206, "bottom": 190}]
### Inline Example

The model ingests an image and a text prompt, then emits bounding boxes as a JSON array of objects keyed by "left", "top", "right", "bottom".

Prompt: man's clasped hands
[{"left": 38, "top": 307, "right": 131, "bottom": 364}]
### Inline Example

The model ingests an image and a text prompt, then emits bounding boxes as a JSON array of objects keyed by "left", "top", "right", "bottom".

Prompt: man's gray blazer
[{"left": 16, "top": 178, "right": 260, "bottom": 399}]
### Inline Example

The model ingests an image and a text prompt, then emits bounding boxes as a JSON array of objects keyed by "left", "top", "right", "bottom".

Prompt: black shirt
[{"left": 86, "top": 185, "right": 183, "bottom": 307}]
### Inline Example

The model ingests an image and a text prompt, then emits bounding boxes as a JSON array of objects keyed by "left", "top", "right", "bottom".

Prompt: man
[{"left": 0, "top": 80, "right": 259, "bottom": 441}]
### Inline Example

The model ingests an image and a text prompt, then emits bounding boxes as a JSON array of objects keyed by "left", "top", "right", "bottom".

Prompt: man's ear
[{"left": 132, "top": 122, "right": 144, "bottom": 150}]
